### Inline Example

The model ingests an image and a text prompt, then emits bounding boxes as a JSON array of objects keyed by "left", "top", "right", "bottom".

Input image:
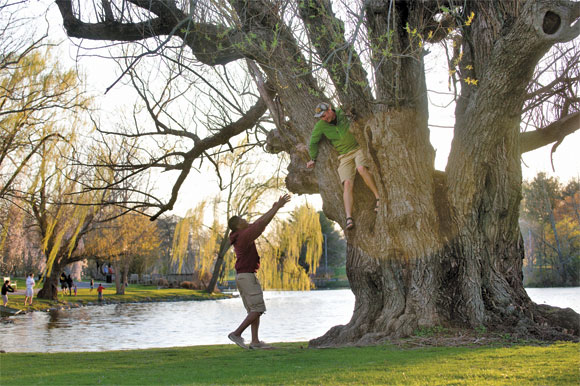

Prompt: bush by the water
[
  {"left": 179, "top": 272, "right": 212, "bottom": 290},
  {"left": 156, "top": 278, "right": 169, "bottom": 287},
  {"left": 180, "top": 281, "right": 195, "bottom": 289}
]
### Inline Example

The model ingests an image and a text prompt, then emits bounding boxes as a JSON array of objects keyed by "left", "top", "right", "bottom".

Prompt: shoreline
[{"left": 1, "top": 285, "right": 233, "bottom": 316}]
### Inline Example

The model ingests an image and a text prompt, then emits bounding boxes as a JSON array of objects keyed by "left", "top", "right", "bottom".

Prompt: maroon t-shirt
[{"left": 229, "top": 219, "right": 267, "bottom": 273}]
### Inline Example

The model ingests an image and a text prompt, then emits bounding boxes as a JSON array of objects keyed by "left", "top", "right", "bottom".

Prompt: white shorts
[{"left": 26, "top": 288, "right": 34, "bottom": 297}]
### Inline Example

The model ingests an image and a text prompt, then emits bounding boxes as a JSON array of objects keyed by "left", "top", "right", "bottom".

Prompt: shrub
[
  {"left": 191, "top": 271, "right": 212, "bottom": 289},
  {"left": 157, "top": 278, "right": 169, "bottom": 287},
  {"left": 180, "top": 281, "right": 195, "bottom": 289}
]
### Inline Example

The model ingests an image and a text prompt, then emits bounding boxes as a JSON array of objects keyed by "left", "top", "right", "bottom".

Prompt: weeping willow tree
[
  {"left": 0, "top": 43, "right": 88, "bottom": 200},
  {"left": 33, "top": 146, "right": 108, "bottom": 300},
  {"left": 29, "top": 133, "right": 152, "bottom": 299},
  {"left": 0, "top": 33, "right": 103, "bottom": 299},
  {"left": 171, "top": 201, "right": 207, "bottom": 273},
  {"left": 172, "top": 140, "right": 285, "bottom": 292},
  {"left": 258, "top": 204, "right": 322, "bottom": 290},
  {"left": 82, "top": 211, "right": 160, "bottom": 294}
]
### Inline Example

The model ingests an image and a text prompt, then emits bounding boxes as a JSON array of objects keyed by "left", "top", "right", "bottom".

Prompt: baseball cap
[{"left": 314, "top": 102, "right": 330, "bottom": 118}]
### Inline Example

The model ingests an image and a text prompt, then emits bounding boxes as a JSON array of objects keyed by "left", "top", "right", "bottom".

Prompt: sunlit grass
[
  {"left": 3, "top": 279, "right": 229, "bottom": 313},
  {"left": 1, "top": 342, "right": 577, "bottom": 385}
]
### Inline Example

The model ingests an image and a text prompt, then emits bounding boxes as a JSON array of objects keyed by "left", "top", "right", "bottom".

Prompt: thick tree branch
[
  {"left": 520, "top": 111, "right": 580, "bottom": 153},
  {"left": 247, "top": 60, "right": 283, "bottom": 131},
  {"left": 56, "top": 0, "right": 176, "bottom": 40},
  {"left": 298, "top": 0, "right": 372, "bottom": 112},
  {"left": 55, "top": 0, "right": 247, "bottom": 66}
]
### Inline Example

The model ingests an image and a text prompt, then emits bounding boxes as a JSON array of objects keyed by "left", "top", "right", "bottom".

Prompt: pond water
[{"left": 1, "top": 288, "right": 578, "bottom": 353}]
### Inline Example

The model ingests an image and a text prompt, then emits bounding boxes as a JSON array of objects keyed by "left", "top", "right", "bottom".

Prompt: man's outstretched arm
[
  {"left": 237, "top": 194, "right": 292, "bottom": 244},
  {"left": 257, "top": 194, "right": 291, "bottom": 226}
]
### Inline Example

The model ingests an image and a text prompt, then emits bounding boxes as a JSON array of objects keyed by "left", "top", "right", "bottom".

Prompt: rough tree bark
[
  {"left": 54, "top": 0, "right": 580, "bottom": 345},
  {"left": 205, "top": 229, "right": 230, "bottom": 294},
  {"left": 36, "top": 261, "right": 63, "bottom": 300}
]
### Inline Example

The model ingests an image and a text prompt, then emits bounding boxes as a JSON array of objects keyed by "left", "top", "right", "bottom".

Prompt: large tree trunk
[
  {"left": 244, "top": 0, "right": 580, "bottom": 345},
  {"left": 308, "top": 0, "right": 580, "bottom": 346},
  {"left": 310, "top": 113, "right": 579, "bottom": 346},
  {"left": 37, "top": 262, "right": 63, "bottom": 301},
  {"left": 114, "top": 258, "right": 125, "bottom": 295}
]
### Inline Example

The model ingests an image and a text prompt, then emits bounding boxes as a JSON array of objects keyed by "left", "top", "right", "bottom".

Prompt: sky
[{"left": 20, "top": 1, "right": 580, "bottom": 218}]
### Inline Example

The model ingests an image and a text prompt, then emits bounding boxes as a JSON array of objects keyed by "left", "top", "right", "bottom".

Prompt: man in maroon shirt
[{"left": 227, "top": 194, "right": 291, "bottom": 349}]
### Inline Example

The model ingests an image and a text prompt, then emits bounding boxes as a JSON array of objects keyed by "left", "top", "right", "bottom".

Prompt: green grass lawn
[
  {"left": 3, "top": 281, "right": 228, "bottom": 313},
  {"left": 0, "top": 342, "right": 577, "bottom": 385}
]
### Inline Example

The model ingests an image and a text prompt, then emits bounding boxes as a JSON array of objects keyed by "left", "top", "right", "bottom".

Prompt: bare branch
[
  {"left": 149, "top": 95, "right": 268, "bottom": 220},
  {"left": 520, "top": 111, "right": 580, "bottom": 153}
]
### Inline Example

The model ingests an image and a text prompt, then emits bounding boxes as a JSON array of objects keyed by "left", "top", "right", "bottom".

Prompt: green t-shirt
[{"left": 308, "top": 109, "right": 359, "bottom": 160}]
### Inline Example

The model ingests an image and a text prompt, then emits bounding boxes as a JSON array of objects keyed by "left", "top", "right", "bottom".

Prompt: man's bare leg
[
  {"left": 250, "top": 315, "right": 260, "bottom": 344},
  {"left": 231, "top": 311, "right": 261, "bottom": 338},
  {"left": 356, "top": 166, "right": 380, "bottom": 199},
  {"left": 343, "top": 179, "right": 354, "bottom": 219}
]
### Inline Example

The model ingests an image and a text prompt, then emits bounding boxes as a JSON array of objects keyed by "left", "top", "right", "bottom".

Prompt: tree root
[{"left": 309, "top": 303, "right": 579, "bottom": 348}]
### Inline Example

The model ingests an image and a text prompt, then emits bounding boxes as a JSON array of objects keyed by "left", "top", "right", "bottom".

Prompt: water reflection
[{"left": 1, "top": 288, "right": 578, "bottom": 353}]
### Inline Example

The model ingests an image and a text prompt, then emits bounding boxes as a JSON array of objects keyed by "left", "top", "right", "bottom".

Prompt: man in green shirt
[{"left": 306, "top": 102, "right": 380, "bottom": 230}]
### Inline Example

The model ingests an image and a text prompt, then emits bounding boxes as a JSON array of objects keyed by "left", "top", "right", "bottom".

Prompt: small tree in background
[
  {"left": 317, "top": 211, "right": 346, "bottom": 276},
  {"left": 83, "top": 211, "right": 160, "bottom": 294},
  {"left": 521, "top": 174, "right": 579, "bottom": 286},
  {"left": 258, "top": 204, "right": 322, "bottom": 290}
]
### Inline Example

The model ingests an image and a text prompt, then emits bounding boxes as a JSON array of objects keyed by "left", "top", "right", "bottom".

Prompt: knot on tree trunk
[
  {"left": 532, "top": 1, "right": 580, "bottom": 42},
  {"left": 265, "top": 128, "right": 288, "bottom": 154},
  {"left": 266, "top": 129, "right": 319, "bottom": 194},
  {"left": 286, "top": 152, "right": 319, "bottom": 194}
]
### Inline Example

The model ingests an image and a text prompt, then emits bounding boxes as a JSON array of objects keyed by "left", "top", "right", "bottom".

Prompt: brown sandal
[{"left": 345, "top": 217, "right": 355, "bottom": 230}]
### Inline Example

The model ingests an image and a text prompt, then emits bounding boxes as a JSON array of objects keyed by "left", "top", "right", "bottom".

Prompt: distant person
[
  {"left": 66, "top": 274, "right": 73, "bottom": 296},
  {"left": 227, "top": 194, "right": 290, "bottom": 350},
  {"left": 60, "top": 273, "right": 68, "bottom": 295},
  {"left": 97, "top": 283, "right": 104, "bottom": 301},
  {"left": 24, "top": 273, "right": 35, "bottom": 306},
  {"left": 103, "top": 265, "right": 113, "bottom": 283},
  {"left": 2, "top": 279, "right": 15, "bottom": 307},
  {"left": 89, "top": 278, "right": 94, "bottom": 293},
  {"left": 107, "top": 266, "right": 113, "bottom": 283},
  {"left": 73, "top": 283, "right": 77, "bottom": 296}
]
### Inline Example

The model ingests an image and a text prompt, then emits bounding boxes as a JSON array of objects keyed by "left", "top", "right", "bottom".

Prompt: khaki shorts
[
  {"left": 236, "top": 273, "right": 266, "bottom": 313},
  {"left": 337, "top": 148, "right": 369, "bottom": 183}
]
